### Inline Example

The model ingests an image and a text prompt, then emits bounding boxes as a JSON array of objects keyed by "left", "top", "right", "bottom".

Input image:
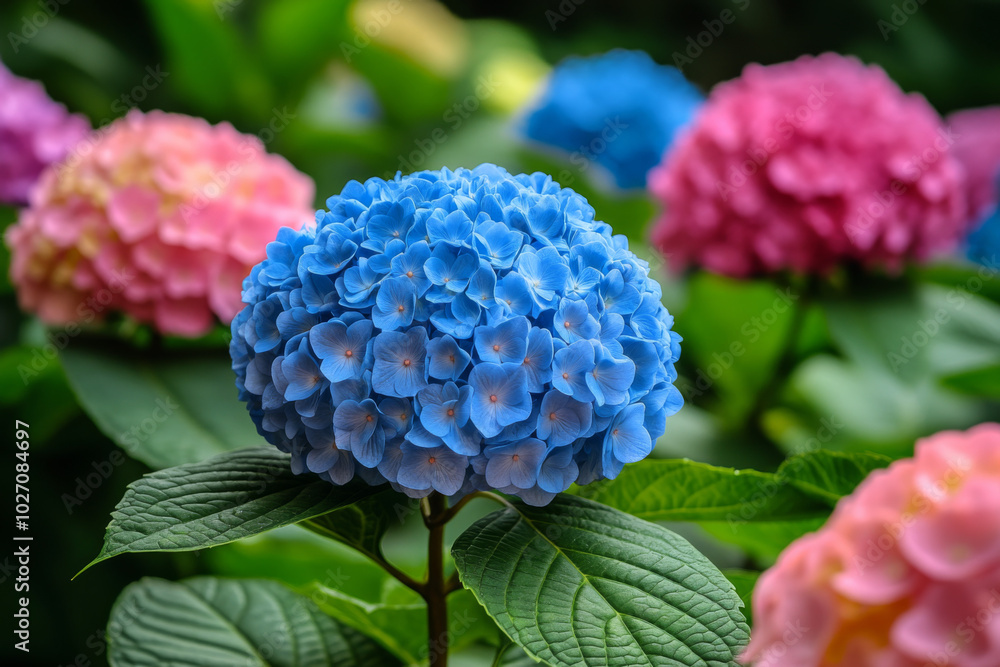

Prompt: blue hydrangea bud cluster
[{"left": 230, "top": 164, "right": 683, "bottom": 505}]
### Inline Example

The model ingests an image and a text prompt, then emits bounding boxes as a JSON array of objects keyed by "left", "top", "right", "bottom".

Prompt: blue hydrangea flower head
[
  {"left": 230, "top": 164, "right": 683, "bottom": 506},
  {"left": 967, "top": 205, "right": 1000, "bottom": 267},
  {"left": 521, "top": 49, "right": 704, "bottom": 189}
]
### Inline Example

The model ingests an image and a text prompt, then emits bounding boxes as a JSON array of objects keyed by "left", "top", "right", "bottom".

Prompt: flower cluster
[
  {"left": 5, "top": 110, "right": 314, "bottom": 336},
  {"left": 0, "top": 60, "right": 90, "bottom": 206},
  {"left": 948, "top": 106, "right": 1000, "bottom": 223},
  {"left": 521, "top": 50, "right": 703, "bottom": 189},
  {"left": 650, "top": 53, "right": 969, "bottom": 277},
  {"left": 230, "top": 164, "right": 683, "bottom": 504},
  {"left": 742, "top": 423, "right": 1000, "bottom": 667}
]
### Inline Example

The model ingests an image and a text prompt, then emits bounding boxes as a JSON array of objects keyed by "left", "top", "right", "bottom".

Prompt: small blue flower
[
  {"left": 551, "top": 340, "right": 595, "bottom": 402},
  {"left": 516, "top": 247, "right": 568, "bottom": 309},
  {"left": 333, "top": 398, "right": 385, "bottom": 468},
  {"left": 390, "top": 241, "right": 432, "bottom": 295},
  {"left": 468, "top": 363, "right": 532, "bottom": 438},
  {"left": 474, "top": 316, "right": 529, "bottom": 364},
  {"left": 537, "top": 444, "right": 579, "bottom": 494},
  {"left": 425, "top": 334, "right": 471, "bottom": 381},
  {"left": 311, "top": 319, "right": 373, "bottom": 382},
  {"left": 396, "top": 442, "right": 468, "bottom": 495},
  {"left": 473, "top": 220, "right": 523, "bottom": 269},
  {"left": 602, "top": 403, "right": 652, "bottom": 479},
  {"left": 416, "top": 382, "right": 481, "bottom": 455},
  {"left": 280, "top": 341, "right": 325, "bottom": 401},
  {"left": 521, "top": 327, "right": 553, "bottom": 392},
  {"left": 494, "top": 272, "right": 533, "bottom": 316},
  {"left": 585, "top": 346, "right": 635, "bottom": 407},
  {"left": 554, "top": 299, "right": 600, "bottom": 343},
  {"left": 484, "top": 438, "right": 546, "bottom": 489},
  {"left": 536, "top": 390, "right": 592, "bottom": 447},
  {"left": 424, "top": 245, "right": 479, "bottom": 299},
  {"left": 372, "top": 327, "right": 428, "bottom": 397},
  {"left": 372, "top": 276, "right": 417, "bottom": 331}
]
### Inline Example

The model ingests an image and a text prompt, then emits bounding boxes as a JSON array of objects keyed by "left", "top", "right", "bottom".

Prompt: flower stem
[{"left": 423, "top": 492, "right": 449, "bottom": 667}]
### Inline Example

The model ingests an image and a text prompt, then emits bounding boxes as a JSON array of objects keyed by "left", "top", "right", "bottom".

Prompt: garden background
[{"left": 2, "top": 0, "right": 999, "bottom": 665}]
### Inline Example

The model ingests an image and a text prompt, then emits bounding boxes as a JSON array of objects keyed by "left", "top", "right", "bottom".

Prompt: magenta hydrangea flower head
[
  {"left": 5, "top": 110, "right": 314, "bottom": 336},
  {"left": 742, "top": 423, "right": 1000, "bottom": 667},
  {"left": 229, "top": 164, "right": 683, "bottom": 505},
  {"left": 650, "top": 53, "right": 969, "bottom": 277},
  {"left": 0, "top": 60, "right": 90, "bottom": 205}
]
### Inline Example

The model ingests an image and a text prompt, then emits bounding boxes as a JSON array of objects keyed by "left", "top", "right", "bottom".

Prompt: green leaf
[
  {"left": 307, "top": 582, "right": 495, "bottom": 666},
  {"left": 577, "top": 458, "right": 829, "bottom": 524},
  {"left": 302, "top": 489, "right": 404, "bottom": 560},
  {"left": 778, "top": 450, "right": 892, "bottom": 505},
  {"left": 83, "top": 447, "right": 377, "bottom": 572},
  {"left": 107, "top": 577, "right": 399, "bottom": 666},
  {"left": 941, "top": 363, "right": 1000, "bottom": 400},
  {"left": 60, "top": 344, "right": 260, "bottom": 469},
  {"left": 452, "top": 494, "right": 749, "bottom": 667}
]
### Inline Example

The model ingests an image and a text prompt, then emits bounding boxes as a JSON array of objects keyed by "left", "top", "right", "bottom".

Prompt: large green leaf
[
  {"left": 721, "top": 570, "right": 759, "bottom": 625},
  {"left": 307, "top": 582, "right": 496, "bottom": 666},
  {"left": 778, "top": 450, "right": 892, "bottom": 504},
  {"left": 60, "top": 344, "right": 260, "bottom": 469},
  {"left": 83, "top": 447, "right": 377, "bottom": 571},
  {"left": 107, "top": 577, "right": 399, "bottom": 666},
  {"left": 303, "top": 489, "right": 404, "bottom": 560},
  {"left": 452, "top": 495, "right": 749, "bottom": 667},
  {"left": 577, "top": 458, "right": 824, "bottom": 524}
]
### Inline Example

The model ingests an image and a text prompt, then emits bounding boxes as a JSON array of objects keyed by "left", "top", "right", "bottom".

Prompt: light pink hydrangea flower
[
  {"left": 946, "top": 107, "right": 1000, "bottom": 222},
  {"left": 650, "top": 53, "right": 969, "bottom": 277},
  {"left": 742, "top": 423, "right": 1000, "bottom": 667},
  {"left": 5, "top": 110, "right": 314, "bottom": 336}
]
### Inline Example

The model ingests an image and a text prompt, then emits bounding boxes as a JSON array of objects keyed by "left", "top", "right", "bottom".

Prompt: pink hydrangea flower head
[
  {"left": 5, "top": 110, "right": 315, "bottom": 336},
  {"left": 650, "top": 53, "right": 969, "bottom": 277},
  {"left": 0, "top": 60, "right": 90, "bottom": 205},
  {"left": 741, "top": 423, "right": 1000, "bottom": 667},
  {"left": 946, "top": 106, "right": 1000, "bottom": 222}
]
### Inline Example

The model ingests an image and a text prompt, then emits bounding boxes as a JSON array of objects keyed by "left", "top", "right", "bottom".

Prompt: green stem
[{"left": 423, "top": 493, "right": 449, "bottom": 667}]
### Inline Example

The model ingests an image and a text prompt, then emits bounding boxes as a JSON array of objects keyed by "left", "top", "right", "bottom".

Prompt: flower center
[
  {"left": 406, "top": 270, "right": 414, "bottom": 278},
  {"left": 613, "top": 429, "right": 619, "bottom": 436},
  {"left": 428, "top": 456, "right": 436, "bottom": 464},
  {"left": 400, "top": 413, "right": 407, "bottom": 420},
  {"left": 492, "top": 344, "right": 500, "bottom": 352},
  {"left": 345, "top": 350, "right": 353, "bottom": 357},
  {"left": 443, "top": 277, "right": 450, "bottom": 283},
  {"left": 448, "top": 354, "right": 455, "bottom": 363},
  {"left": 365, "top": 415, "right": 373, "bottom": 422},
  {"left": 447, "top": 408, "right": 455, "bottom": 417},
  {"left": 392, "top": 231, "right": 400, "bottom": 237},
  {"left": 563, "top": 320, "right": 571, "bottom": 328},
  {"left": 397, "top": 305, "right": 405, "bottom": 312},
  {"left": 549, "top": 412, "right": 557, "bottom": 420},
  {"left": 562, "top": 372, "right": 569, "bottom": 379},
  {"left": 512, "top": 454, "right": 520, "bottom": 462},
  {"left": 403, "top": 359, "right": 411, "bottom": 367},
  {"left": 490, "top": 394, "right": 498, "bottom": 403}
]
